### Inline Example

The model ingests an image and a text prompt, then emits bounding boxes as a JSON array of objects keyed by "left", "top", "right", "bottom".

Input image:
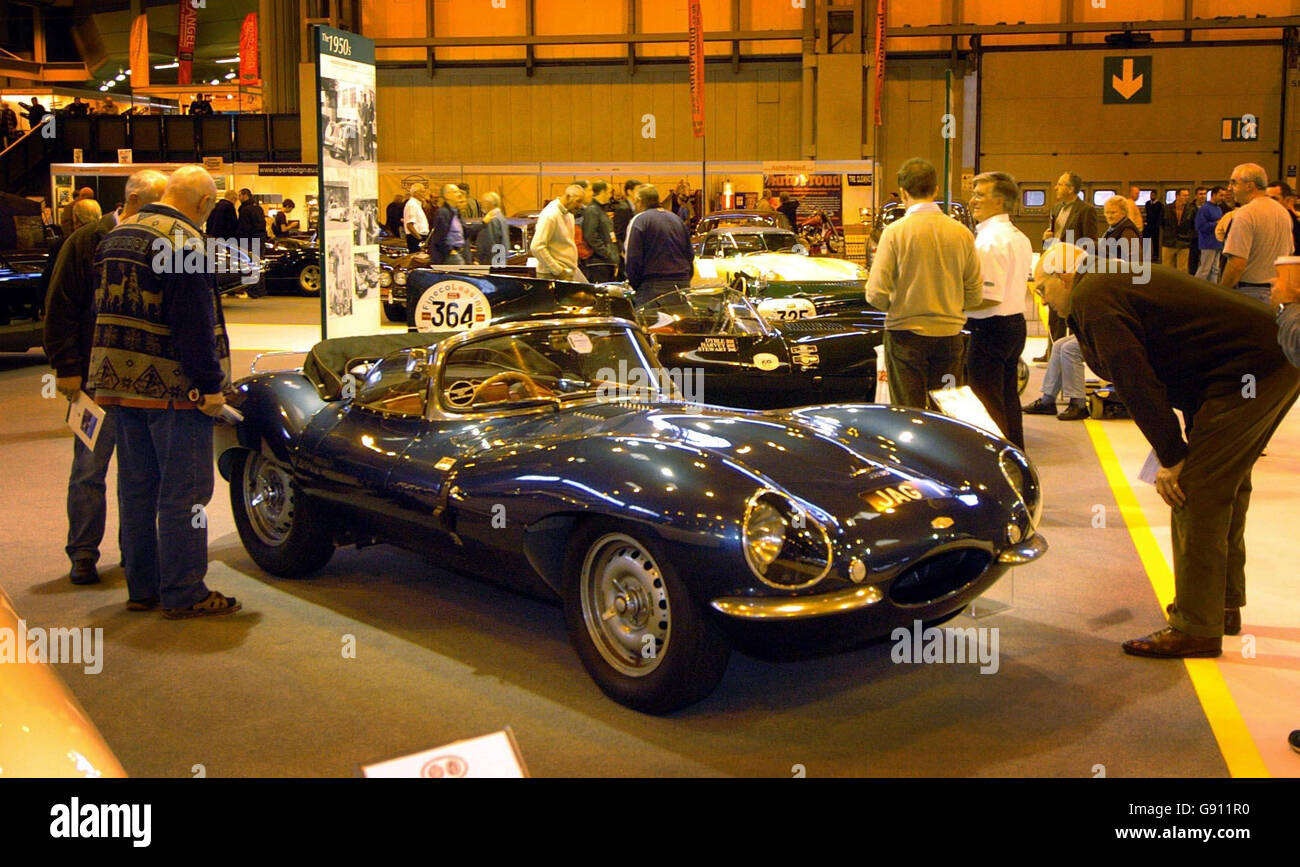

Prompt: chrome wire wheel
[
  {"left": 243, "top": 454, "right": 295, "bottom": 547},
  {"left": 580, "top": 533, "right": 671, "bottom": 678},
  {"left": 298, "top": 263, "right": 322, "bottom": 295}
]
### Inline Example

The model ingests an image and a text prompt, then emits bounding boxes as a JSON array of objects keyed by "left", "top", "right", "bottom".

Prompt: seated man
[{"left": 1021, "top": 334, "right": 1089, "bottom": 420}]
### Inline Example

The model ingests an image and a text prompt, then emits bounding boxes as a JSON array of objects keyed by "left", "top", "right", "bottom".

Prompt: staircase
[{"left": 0, "top": 118, "right": 59, "bottom": 197}]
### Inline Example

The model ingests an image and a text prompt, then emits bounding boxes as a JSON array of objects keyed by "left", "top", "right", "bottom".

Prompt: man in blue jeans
[
  {"left": 1021, "top": 334, "right": 1089, "bottom": 420},
  {"left": 45, "top": 170, "right": 168, "bottom": 585},
  {"left": 87, "top": 165, "right": 241, "bottom": 618}
]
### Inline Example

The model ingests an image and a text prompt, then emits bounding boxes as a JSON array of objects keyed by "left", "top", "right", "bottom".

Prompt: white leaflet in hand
[
  {"left": 66, "top": 391, "right": 106, "bottom": 450},
  {"left": 1138, "top": 449, "right": 1161, "bottom": 485},
  {"left": 929, "top": 385, "right": 1005, "bottom": 440}
]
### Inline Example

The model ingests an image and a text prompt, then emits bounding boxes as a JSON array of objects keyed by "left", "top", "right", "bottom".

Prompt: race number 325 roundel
[{"left": 413, "top": 280, "right": 492, "bottom": 333}]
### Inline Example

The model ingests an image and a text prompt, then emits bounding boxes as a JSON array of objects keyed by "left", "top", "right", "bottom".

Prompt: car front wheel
[
  {"left": 230, "top": 451, "right": 335, "bottom": 577},
  {"left": 562, "top": 521, "right": 730, "bottom": 714},
  {"left": 297, "top": 263, "right": 322, "bottom": 296}
]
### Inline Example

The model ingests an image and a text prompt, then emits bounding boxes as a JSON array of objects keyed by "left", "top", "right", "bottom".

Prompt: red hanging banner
[
  {"left": 688, "top": 0, "right": 705, "bottom": 138},
  {"left": 177, "top": 1, "right": 198, "bottom": 86},
  {"left": 873, "top": 0, "right": 887, "bottom": 127},
  {"left": 239, "top": 13, "right": 260, "bottom": 84}
]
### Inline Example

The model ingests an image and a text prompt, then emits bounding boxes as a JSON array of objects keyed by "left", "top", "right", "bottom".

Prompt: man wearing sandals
[{"left": 87, "top": 165, "right": 243, "bottom": 619}]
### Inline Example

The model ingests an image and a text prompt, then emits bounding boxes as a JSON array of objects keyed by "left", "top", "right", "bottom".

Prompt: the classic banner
[
  {"left": 129, "top": 13, "right": 149, "bottom": 89},
  {"left": 688, "top": 0, "right": 705, "bottom": 138},
  {"left": 874, "top": 0, "right": 887, "bottom": 127},
  {"left": 177, "top": 0, "right": 197, "bottom": 86},
  {"left": 239, "top": 13, "right": 260, "bottom": 85},
  {"left": 315, "top": 26, "right": 380, "bottom": 339}
]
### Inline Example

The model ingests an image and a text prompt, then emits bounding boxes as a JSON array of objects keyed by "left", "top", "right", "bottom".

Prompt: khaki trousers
[{"left": 1168, "top": 364, "right": 1300, "bottom": 637}]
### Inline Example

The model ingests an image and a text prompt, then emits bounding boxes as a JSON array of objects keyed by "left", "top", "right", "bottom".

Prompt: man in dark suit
[
  {"left": 206, "top": 190, "right": 239, "bottom": 240},
  {"left": 1037, "top": 171, "right": 1098, "bottom": 361},
  {"left": 235, "top": 188, "right": 266, "bottom": 244}
]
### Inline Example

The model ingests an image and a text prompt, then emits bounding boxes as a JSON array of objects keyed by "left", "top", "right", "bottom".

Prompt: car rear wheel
[
  {"left": 297, "top": 263, "right": 322, "bottom": 296},
  {"left": 230, "top": 451, "right": 335, "bottom": 577},
  {"left": 562, "top": 521, "right": 730, "bottom": 714},
  {"left": 1016, "top": 358, "right": 1029, "bottom": 395}
]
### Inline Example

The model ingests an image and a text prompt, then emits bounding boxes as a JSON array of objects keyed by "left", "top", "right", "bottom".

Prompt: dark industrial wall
[{"left": 980, "top": 44, "right": 1285, "bottom": 237}]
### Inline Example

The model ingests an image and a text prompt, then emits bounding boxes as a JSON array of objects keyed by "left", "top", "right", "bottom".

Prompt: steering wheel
[{"left": 472, "top": 370, "right": 551, "bottom": 403}]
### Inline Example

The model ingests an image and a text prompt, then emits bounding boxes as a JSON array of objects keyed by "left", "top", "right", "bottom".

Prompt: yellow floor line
[{"left": 1084, "top": 419, "right": 1269, "bottom": 778}]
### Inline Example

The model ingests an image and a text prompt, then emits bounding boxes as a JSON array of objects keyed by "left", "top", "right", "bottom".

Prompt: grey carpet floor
[{"left": 0, "top": 348, "right": 1226, "bottom": 777}]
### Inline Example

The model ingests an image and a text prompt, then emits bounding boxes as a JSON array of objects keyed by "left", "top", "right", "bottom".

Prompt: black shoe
[
  {"left": 1057, "top": 400, "right": 1091, "bottom": 421},
  {"left": 1290, "top": 730, "right": 1300, "bottom": 754},
  {"left": 1022, "top": 397, "right": 1057, "bottom": 415},
  {"left": 70, "top": 559, "right": 100, "bottom": 586}
]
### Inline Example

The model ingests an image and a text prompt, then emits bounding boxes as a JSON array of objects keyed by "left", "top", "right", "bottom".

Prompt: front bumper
[{"left": 707, "top": 533, "right": 1047, "bottom": 653}]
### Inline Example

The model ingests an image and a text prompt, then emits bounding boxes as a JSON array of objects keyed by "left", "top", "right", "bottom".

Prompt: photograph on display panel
[{"left": 320, "top": 78, "right": 376, "bottom": 169}]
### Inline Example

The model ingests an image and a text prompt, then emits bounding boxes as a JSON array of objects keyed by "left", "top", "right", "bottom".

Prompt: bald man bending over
[
  {"left": 45, "top": 169, "right": 165, "bottom": 586},
  {"left": 1035, "top": 242, "right": 1299, "bottom": 658},
  {"left": 87, "top": 164, "right": 241, "bottom": 618}
]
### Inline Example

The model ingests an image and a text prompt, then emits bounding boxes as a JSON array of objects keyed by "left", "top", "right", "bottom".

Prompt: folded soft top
[{"left": 303, "top": 331, "right": 454, "bottom": 400}]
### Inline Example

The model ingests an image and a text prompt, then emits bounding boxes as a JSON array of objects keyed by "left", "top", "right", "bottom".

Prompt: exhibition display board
[{"left": 314, "top": 26, "right": 380, "bottom": 338}]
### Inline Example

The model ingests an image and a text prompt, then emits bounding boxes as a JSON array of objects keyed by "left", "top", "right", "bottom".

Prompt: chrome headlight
[
  {"left": 395, "top": 270, "right": 407, "bottom": 285},
  {"left": 999, "top": 447, "right": 1042, "bottom": 529},
  {"left": 379, "top": 270, "right": 392, "bottom": 287},
  {"left": 742, "top": 490, "right": 832, "bottom": 590}
]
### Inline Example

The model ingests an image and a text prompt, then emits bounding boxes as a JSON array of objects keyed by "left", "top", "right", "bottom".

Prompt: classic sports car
[
  {"left": 217, "top": 318, "right": 1046, "bottom": 713},
  {"left": 640, "top": 286, "right": 882, "bottom": 409},
  {"left": 260, "top": 232, "right": 322, "bottom": 296},
  {"left": 693, "top": 226, "right": 873, "bottom": 322},
  {"left": 403, "top": 269, "right": 632, "bottom": 332},
  {"left": 0, "top": 248, "right": 47, "bottom": 353},
  {"left": 381, "top": 217, "right": 536, "bottom": 322},
  {"left": 691, "top": 209, "right": 790, "bottom": 246}
]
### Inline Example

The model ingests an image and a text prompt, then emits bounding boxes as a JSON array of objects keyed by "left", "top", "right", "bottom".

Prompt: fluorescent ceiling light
[
  {"left": 215, "top": 56, "right": 240, "bottom": 64},
  {"left": 153, "top": 62, "right": 179, "bottom": 70}
]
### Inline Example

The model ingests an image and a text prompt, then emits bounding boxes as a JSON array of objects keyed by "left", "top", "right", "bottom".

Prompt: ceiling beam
[
  {"left": 886, "top": 16, "right": 1300, "bottom": 38},
  {"left": 374, "top": 30, "right": 803, "bottom": 49}
]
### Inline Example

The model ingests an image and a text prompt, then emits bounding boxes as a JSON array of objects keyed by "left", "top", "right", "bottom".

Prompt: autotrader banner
[
  {"left": 762, "top": 172, "right": 844, "bottom": 228},
  {"left": 688, "top": 0, "right": 705, "bottom": 138},
  {"left": 315, "top": 26, "right": 379, "bottom": 339}
]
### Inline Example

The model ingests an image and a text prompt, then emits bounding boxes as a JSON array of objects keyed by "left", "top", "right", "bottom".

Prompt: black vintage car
[
  {"left": 381, "top": 217, "right": 536, "bottom": 322},
  {"left": 0, "top": 248, "right": 47, "bottom": 353},
  {"left": 639, "top": 286, "right": 882, "bottom": 409},
  {"left": 217, "top": 317, "right": 1046, "bottom": 714},
  {"left": 260, "top": 232, "right": 321, "bottom": 296}
]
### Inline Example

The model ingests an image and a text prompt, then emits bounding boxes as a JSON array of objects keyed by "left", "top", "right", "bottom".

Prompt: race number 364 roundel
[{"left": 413, "top": 280, "right": 492, "bottom": 333}]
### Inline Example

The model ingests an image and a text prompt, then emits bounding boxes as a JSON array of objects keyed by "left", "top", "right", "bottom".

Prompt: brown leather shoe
[
  {"left": 1165, "top": 603, "right": 1240, "bottom": 636},
  {"left": 1123, "top": 627, "right": 1222, "bottom": 659}
]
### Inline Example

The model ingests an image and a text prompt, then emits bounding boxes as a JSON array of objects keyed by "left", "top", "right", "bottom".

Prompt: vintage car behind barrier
[
  {"left": 638, "top": 286, "right": 883, "bottom": 409},
  {"left": 693, "top": 226, "right": 875, "bottom": 323},
  {"left": 381, "top": 217, "right": 536, "bottom": 322},
  {"left": 216, "top": 318, "right": 1047, "bottom": 713}
]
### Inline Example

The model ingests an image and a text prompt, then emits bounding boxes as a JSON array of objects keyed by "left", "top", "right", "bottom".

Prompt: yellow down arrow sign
[{"left": 1111, "top": 58, "right": 1144, "bottom": 100}]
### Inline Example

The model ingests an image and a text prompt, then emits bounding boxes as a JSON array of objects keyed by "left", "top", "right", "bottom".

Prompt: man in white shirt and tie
[{"left": 967, "top": 171, "right": 1033, "bottom": 447}]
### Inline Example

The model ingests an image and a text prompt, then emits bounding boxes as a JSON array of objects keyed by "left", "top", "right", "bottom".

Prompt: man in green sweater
[{"left": 866, "top": 158, "right": 982, "bottom": 408}]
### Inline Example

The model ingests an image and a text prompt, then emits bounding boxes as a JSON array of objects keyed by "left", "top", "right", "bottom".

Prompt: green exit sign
[{"left": 1222, "top": 115, "right": 1260, "bottom": 142}]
